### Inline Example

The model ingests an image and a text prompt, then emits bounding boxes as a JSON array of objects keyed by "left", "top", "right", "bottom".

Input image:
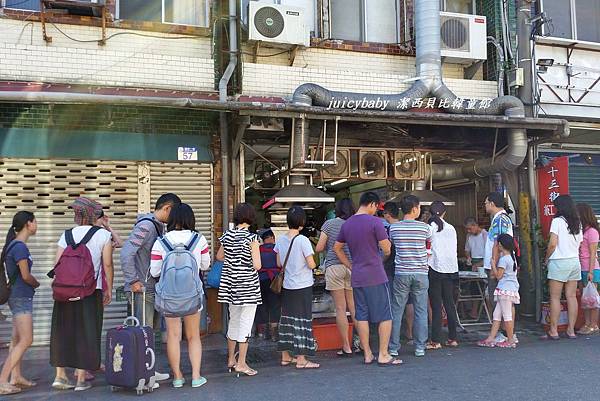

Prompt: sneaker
[
  {"left": 415, "top": 349, "right": 425, "bottom": 357},
  {"left": 52, "top": 378, "right": 75, "bottom": 390},
  {"left": 74, "top": 381, "right": 92, "bottom": 392},
  {"left": 154, "top": 372, "right": 170, "bottom": 382},
  {"left": 512, "top": 334, "right": 519, "bottom": 344},
  {"left": 389, "top": 350, "right": 399, "bottom": 357},
  {"left": 494, "top": 333, "right": 507, "bottom": 343}
]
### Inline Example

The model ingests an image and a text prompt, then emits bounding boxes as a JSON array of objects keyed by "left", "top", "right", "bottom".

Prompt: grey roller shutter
[
  {"left": 0, "top": 159, "right": 138, "bottom": 346},
  {"left": 149, "top": 162, "right": 214, "bottom": 252},
  {"left": 569, "top": 165, "right": 600, "bottom": 213}
]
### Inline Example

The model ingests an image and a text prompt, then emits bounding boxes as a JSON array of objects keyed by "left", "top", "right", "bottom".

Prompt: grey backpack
[{"left": 154, "top": 233, "right": 204, "bottom": 317}]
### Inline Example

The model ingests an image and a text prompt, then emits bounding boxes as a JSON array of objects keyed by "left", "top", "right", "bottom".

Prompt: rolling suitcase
[{"left": 105, "top": 292, "right": 157, "bottom": 395}]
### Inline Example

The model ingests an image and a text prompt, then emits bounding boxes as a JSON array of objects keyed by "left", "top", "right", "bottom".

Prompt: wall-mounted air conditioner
[
  {"left": 440, "top": 12, "right": 487, "bottom": 64},
  {"left": 249, "top": 2, "right": 310, "bottom": 47}
]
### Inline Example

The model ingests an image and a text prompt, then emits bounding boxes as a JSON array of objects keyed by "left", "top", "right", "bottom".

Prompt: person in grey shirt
[{"left": 120, "top": 193, "right": 181, "bottom": 383}]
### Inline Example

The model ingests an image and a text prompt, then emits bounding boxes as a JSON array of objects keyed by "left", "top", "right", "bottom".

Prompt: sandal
[
  {"left": 540, "top": 333, "right": 560, "bottom": 341},
  {"left": 296, "top": 361, "right": 320, "bottom": 369},
  {"left": 280, "top": 358, "right": 297, "bottom": 366},
  {"left": 496, "top": 340, "right": 517, "bottom": 349},
  {"left": 377, "top": 357, "right": 403, "bottom": 367},
  {"left": 0, "top": 383, "right": 21, "bottom": 395},
  {"left": 11, "top": 378, "right": 37, "bottom": 388},
  {"left": 364, "top": 353, "right": 375, "bottom": 365},
  {"left": 426, "top": 342, "right": 442, "bottom": 350},
  {"left": 336, "top": 350, "right": 353, "bottom": 357},
  {"left": 235, "top": 367, "right": 258, "bottom": 377},
  {"left": 445, "top": 340, "right": 459, "bottom": 348},
  {"left": 477, "top": 339, "right": 496, "bottom": 348}
]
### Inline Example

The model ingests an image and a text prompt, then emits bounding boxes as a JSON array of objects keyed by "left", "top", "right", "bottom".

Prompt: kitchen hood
[
  {"left": 388, "top": 189, "right": 455, "bottom": 206},
  {"left": 262, "top": 184, "right": 335, "bottom": 210}
]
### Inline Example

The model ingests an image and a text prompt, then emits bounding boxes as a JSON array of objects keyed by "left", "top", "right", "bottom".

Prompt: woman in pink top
[{"left": 576, "top": 203, "right": 600, "bottom": 335}]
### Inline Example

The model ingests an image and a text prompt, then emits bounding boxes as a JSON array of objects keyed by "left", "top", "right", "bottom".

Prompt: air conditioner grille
[
  {"left": 254, "top": 6, "right": 285, "bottom": 38},
  {"left": 441, "top": 17, "right": 469, "bottom": 51}
]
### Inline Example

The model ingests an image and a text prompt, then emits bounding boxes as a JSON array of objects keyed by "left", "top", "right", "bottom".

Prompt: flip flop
[
  {"left": 296, "top": 361, "right": 320, "bottom": 369},
  {"left": 0, "top": 383, "right": 21, "bottom": 395},
  {"left": 377, "top": 358, "right": 403, "bottom": 367},
  {"left": 477, "top": 339, "right": 496, "bottom": 348},
  {"left": 336, "top": 350, "right": 353, "bottom": 357},
  {"left": 280, "top": 358, "right": 297, "bottom": 366},
  {"left": 540, "top": 333, "right": 560, "bottom": 341},
  {"left": 565, "top": 333, "right": 577, "bottom": 340},
  {"left": 426, "top": 342, "right": 442, "bottom": 350},
  {"left": 445, "top": 340, "right": 459, "bottom": 348},
  {"left": 363, "top": 355, "right": 375, "bottom": 365}
]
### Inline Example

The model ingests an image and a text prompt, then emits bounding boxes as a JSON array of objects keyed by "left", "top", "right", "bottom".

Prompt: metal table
[{"left": 455, "top": 271, "right": 492, "bottom": 329}]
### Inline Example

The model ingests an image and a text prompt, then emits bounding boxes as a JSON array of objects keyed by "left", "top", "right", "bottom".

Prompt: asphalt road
[{"left": 4, "top": 333, "right": 599, "bottom": 401}]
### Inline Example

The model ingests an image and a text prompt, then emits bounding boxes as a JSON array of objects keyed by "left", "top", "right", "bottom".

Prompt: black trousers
[
  {"left": 429, "top": 269, "right": 458, "bottom": 343},
  {"left": 256, "top": 279, "right": 281, "bottom": 325}
]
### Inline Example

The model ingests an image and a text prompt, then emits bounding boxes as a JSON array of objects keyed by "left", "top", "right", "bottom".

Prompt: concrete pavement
[{"left": 2, "top": 327, "right": 598, "bottom": 401}]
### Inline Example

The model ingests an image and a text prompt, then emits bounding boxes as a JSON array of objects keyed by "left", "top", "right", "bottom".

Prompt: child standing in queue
[{"left": 478, "top": 234, "right": 519, "bottom": 348}]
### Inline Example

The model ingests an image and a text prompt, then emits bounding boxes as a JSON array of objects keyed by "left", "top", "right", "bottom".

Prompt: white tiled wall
[
  {"left": 0, "top": 19, "right": 214, "bottom": 90},
  {"left": 242, "top": 63, "right": 498, "bottom": 100}
]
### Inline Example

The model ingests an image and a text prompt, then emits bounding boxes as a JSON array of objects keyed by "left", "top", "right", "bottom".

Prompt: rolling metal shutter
[
  {"left": 149, "top": 162, "right": 214, "bottom": 251},
  {"left": 0, "top": 159, "right": 138, "bottom": 346},
  {"left": 569, "top": 165, "right": 600, "bottom": 213},
  {"left": 0, "top": 159, "right": 214, "bottom": 346}
]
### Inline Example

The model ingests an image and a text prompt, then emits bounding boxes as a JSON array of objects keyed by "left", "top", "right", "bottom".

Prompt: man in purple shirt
[{"left": 334, "top": 192, "right": 401, "bottom": 366}]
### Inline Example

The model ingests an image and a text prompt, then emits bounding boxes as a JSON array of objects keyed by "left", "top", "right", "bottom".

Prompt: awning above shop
[{"left": 0, "top": 91, "right": 569, "bottom": 138}]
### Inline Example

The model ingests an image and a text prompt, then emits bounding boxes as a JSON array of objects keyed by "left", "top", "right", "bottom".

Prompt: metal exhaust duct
[{"left": 291, "top": 0, "right": 550, "bottom": 181}]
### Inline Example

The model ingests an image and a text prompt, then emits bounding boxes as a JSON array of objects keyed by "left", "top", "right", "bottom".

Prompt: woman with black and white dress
[{"left": 216, "top": 203, "right": 262, "bottom": 376}]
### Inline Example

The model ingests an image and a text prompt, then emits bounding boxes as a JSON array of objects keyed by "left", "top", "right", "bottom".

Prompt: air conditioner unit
[
  {"left": 249, "top": 2, "right": 310, "bottom": 47},
  {"left": 359, "top": 150, "right": 387, "bottom": 180},
  {"left": 310, "top": 147, "right": 351, "bottom": 179},
  {"left": 440, "top": 12, "right": 487, "bottom": 64},
  {"left": 394, "top": 151, "right": 426, "bottom": 180}
]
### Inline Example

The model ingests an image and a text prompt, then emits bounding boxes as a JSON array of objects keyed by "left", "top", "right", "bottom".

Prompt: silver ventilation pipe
[{"left": 291, "top": 0, "right": 546, "bottom": 180}]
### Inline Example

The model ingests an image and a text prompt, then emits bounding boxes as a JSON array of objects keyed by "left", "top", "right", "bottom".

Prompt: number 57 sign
[{"left": 178, "top": 147, "right": 198, "bottom": 161}]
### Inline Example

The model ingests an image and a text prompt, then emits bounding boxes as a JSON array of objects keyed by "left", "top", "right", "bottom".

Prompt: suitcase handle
[
  {"left": 145, "top": 347, "right": 155, "bottom": 370},
  {"left": 124, "top": 316, "right": 140, "bottom": 327},
  {"left": 129, "top": 289, "right": 147, "bottom": 327}
]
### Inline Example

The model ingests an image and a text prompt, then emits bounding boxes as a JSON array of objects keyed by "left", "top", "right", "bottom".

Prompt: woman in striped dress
[{"left": 216, "top": 203, "right": 262, "bottom": 376}]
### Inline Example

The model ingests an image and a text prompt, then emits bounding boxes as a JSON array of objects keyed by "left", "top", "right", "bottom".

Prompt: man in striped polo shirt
[{"left": 388, "top": 195, "right": 433, "bottom": 358}]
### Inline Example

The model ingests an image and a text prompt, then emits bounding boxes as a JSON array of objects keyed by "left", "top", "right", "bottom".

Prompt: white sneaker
[
  {"left": 152, "top": 383, "right": 160, "bottom": 390},
  {"left": 494, "top": 333, "right": 507, "bottom": 343},
  {"left": 389, "top": 350, "right": 399, "bottom": 357},
  {"left": 513, "top": 334, "right": 519, "bottom": 344},
  {"left": 154, "top": 372, "right": 170, "bottom": 382}
]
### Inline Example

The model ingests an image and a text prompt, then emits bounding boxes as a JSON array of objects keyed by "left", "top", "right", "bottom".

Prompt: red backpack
[{"left": 50, "top": 226, "right": 101, "bottom": 302}]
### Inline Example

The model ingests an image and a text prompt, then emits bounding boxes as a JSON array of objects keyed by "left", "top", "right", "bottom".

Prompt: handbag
[
  {"left": 270, "top": 235, "right": 299, "bottom": 295},
  {"left": 207, "top": 261, "right": 223, "bottom": 288},
  {"left": 0, "top": 242, "right": 21, "bottom": 305}
]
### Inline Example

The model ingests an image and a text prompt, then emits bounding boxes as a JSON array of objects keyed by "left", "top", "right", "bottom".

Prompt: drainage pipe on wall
[{"left": 218, "top": 0, "right": 238, "bottom": 230}]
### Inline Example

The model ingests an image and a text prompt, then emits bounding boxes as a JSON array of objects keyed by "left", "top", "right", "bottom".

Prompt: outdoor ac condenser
[
  {"left": 440, "top": 12, "right": 487, "bottom": 63},
  {"left": 249, "top": 2, "right": 310, "bottom": 47}
]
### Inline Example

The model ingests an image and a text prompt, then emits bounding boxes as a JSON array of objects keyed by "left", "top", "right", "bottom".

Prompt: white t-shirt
[
  {"left": 549, "top": 217, "right": 583, "bottom": 260},
  {"left": 149, "top": 230, "right": 211, "bottom": 277},
  {"left": 429, "top": 219, "right": 458, "bottom": 274},
  {"left": 465, "top": 229, "right": 487, "bottom": 259},
  {"left": 274, "top": 234, "right": 314, "bottom": 290},
  {"left": 58, "top": 226, "right": 112, "bottom": 290}
]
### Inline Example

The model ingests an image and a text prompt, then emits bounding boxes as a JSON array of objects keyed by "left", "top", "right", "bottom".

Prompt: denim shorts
[
  {"left": 8, "top": 297, "right": 33, "bottom": 316},
  {"left": 547, "top": 258, "right": 581, "bottom": 283},
  {"left": 581, "top": 270, "right": 600, "bottom": 285},
  {"left": 353, "top": 283, "right": 392, "bottom": 323}
]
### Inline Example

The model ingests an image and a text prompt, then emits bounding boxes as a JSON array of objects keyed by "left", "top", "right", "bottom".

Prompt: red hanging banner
[{"left": 537, "top": 156, "right": 570, "bottom": 238}]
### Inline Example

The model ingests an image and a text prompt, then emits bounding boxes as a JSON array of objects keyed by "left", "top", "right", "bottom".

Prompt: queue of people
[{"left": 0, "top": 188, "right": 598, "bottom": 395}]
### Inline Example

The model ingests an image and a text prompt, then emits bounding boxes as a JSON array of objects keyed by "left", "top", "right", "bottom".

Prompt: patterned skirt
[
  {"left": 277, "top": 286, "right": 316, "bottom": 356},
  {"left": 494, "top": 288, "right": 520, "bottom": 304}
]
